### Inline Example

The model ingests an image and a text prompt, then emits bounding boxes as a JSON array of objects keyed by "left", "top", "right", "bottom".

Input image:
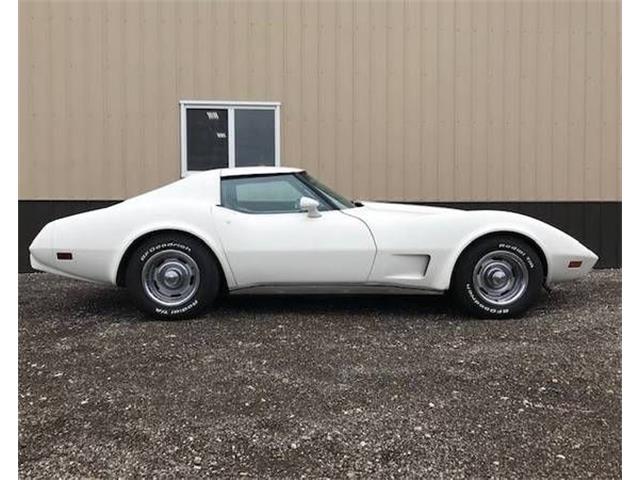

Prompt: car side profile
[{"left": 30, "top": 166, "right": 598, "bottom": 319}]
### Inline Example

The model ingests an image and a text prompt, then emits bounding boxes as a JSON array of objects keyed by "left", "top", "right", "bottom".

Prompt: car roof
[
  {"left": 176, "top": 167, "right": 305, "bottom": 204},
  {"left": 123, "top": 167, "right": 305, "bottom": 205},
  {"left": 218, "top": 166, "right": 303, "bottom": 177}
]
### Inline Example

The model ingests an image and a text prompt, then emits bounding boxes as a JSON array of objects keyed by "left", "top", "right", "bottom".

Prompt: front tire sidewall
[
  {"left": 453, "top": 237, "right": 543, "bottom": 319},
  {"left": 125, "top": 235, "right": 219, "bottom": 320}
]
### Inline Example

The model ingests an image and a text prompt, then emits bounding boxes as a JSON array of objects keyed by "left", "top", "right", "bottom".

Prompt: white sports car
[{"left": 30, "top": 166, "right": 598, "bottom": 319}]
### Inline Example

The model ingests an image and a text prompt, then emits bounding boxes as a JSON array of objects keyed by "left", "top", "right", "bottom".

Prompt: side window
[{"left": 221, "top": 175, "right": 331, "bottom": 214}]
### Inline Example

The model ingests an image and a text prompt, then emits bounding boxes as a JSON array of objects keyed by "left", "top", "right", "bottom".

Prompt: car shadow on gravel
[{"left": 62, "top": 282, "right": 557, "bottom": 326}]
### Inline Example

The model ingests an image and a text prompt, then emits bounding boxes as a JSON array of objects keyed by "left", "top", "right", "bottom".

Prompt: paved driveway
[{"left": 19, "top": 271, "right": 621, "bottom": 478}]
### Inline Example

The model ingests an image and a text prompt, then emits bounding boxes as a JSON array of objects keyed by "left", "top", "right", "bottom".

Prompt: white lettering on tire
[
  {"left": 498, "top": 243, "right": 534, "bottom": 269},
  {"left": 465, "top": 283, "right": 510, "bottom": 315},
  {"left": 154, "top": 299, "right": 199, "bottom": 316},
  {"left": 140, "top": 242, "right": 191, "bottom": 262}
]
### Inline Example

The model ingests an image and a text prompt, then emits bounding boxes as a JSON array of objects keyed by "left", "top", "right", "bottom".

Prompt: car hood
[{"left": 357, "top": 201, "right": 464, "bottom": 216}]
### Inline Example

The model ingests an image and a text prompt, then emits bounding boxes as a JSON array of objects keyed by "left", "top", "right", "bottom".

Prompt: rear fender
[{"left": 111, "top": 221, "right": 237, "bottom": 288}]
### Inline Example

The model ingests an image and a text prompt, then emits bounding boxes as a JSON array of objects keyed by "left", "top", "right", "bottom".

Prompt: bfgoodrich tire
[
  {"left": 451, "top": 235, "right": 544, "bottom": 319},
  {"left": 125, "top": 233, "right": 220, "bottom": 320}
]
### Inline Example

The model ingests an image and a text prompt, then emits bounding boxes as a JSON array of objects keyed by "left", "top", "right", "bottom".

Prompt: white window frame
[{"left": 179, "top": 100, "right": 281, "bottom": 177}]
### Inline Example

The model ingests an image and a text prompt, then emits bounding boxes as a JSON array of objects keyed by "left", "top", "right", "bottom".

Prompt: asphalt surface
[{"left": 19, "top": 271, "right": 621, "bottom": 479}]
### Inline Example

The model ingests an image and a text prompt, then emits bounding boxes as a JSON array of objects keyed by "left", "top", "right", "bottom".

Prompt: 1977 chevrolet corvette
[{"left": 30, "top": 166, "right": 598, "bottom": 319}]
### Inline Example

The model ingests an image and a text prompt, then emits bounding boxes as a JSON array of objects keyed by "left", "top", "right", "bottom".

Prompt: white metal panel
[{"left": 212, "top": 209, "right": 376, "bottom": 286}]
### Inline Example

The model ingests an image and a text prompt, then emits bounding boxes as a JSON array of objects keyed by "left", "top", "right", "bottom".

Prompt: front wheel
[
  {"left": 125, "top": 233, "right": 220, "bottom": 319},
  {"left": 451, "top": 236, "right": 544, "bottom": 319}
]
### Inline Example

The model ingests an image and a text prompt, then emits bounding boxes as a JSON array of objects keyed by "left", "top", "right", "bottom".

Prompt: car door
[{"left": 213, "top": 174, "right": 376, "bottom": 287}]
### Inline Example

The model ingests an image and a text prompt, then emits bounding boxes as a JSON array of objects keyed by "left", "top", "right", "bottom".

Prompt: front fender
[
  {"left": 428, "top": 223, "right": 551, "bottom": 291},
  {"left": 428, "top": 211, "right": 596, "bottom": 291}
]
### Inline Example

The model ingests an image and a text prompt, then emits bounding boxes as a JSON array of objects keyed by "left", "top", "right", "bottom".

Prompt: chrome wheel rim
[
  {"left": 472, "top": 250, "right": 529, "bottom": 306},
  {"left": 141, "top": 249, "right": 200, "bottom": 307}
]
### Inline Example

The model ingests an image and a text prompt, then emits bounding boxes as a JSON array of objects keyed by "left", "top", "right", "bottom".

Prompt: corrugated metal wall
[{"left": 19, "top": 0, "right": 621, "bottom": 202}]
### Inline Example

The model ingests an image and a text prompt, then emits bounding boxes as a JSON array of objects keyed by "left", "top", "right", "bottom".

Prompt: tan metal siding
[
  {"left": 403, "top": 0, "right": 420, "bottom": 201},
  {"left": 335, "top": 0, "right": 354, "bottom": 197},
  {"left": 352, "top": 0, "right": 371, "bottom": 199},
  {"left": 19, "top": 0, "right": 621, "bottom": 201}
]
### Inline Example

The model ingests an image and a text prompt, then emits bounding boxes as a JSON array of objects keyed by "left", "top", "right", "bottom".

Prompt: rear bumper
[
  {"left": 29, "top": 220, "right": 114, "bottom": 284},
  {"left": 30, "top": 253, "right": 97, "bottom": 282}
]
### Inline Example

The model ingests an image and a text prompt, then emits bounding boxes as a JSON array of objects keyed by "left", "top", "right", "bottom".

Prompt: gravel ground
[{"left": 19, "top": 271, "right": 621, "bottom": 479}]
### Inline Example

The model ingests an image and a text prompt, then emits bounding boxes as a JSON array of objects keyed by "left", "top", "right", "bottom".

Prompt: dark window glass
[
  {"left": 234, "top": 109, "right": 275, "bottom": 167},
  {"left": 186, "top": 108, "right": 228, "bottom": 170},
  {"left": 221, "top": 174, "right": 331, "bottom": 214}
]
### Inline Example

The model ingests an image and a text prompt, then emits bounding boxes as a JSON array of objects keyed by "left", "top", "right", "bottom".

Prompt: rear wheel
[
  {"left": 125, "top": 233, "right": 220, "bottom": 319},
  {"left": 451, "top": 236, "right": 543, "bottom": 319}
]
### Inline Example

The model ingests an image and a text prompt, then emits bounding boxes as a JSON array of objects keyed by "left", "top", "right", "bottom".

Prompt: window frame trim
[{"left": 179, "top": 100, "right": 281, "bottom": 177}]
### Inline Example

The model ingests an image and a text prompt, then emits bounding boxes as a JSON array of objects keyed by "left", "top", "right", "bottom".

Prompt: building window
[{"left": 180, "top": 101, "right": 280, "bottom": 176}]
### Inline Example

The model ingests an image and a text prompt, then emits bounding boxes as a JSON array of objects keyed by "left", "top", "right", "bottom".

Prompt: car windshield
[{"left": 296, "top": 172, "right": 355, "bottom": 210}]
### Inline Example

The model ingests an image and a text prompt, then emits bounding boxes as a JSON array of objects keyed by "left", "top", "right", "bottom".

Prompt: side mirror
[{"left": 299, "top": 196, "right": 322, "bottom": 218}]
